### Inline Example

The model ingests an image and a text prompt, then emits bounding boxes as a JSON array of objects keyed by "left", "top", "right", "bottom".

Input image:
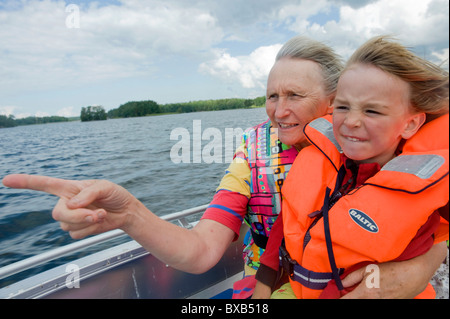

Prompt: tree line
[
  {"left": 1, "top": 96, "right": 266, "bottom": 127},
  {"left": 81, "top": 106, "right": 107, "bottom": 121},
  {"left": 0, "top": 114, "right": 69, "bottom": 128},
  {"left": 106, "top": 96, "right": 266, "bottom": 119}
]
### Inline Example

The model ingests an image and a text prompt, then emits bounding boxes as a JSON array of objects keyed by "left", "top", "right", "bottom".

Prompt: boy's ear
[{"left": 401, "top": 112, "right": 426, "bottom": 139}]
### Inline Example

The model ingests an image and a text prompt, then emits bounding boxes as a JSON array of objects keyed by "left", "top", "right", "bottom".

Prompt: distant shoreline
[{"left": 1, "top": 97, "right": 265, "bottom": 128}]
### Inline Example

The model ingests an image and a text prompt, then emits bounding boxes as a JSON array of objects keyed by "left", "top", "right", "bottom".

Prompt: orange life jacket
[{"left": 281, "top": 114, "right": 449, "bottom": 299}]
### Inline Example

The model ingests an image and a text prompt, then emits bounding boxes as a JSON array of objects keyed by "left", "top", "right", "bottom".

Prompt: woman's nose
[{"left": 274, "top": 97, "right": 290, "bottom": 118}]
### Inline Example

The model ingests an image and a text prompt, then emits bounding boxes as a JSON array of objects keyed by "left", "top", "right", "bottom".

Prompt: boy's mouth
[{"left": 343, "top": 135, "right": 366, "bottom": 142}]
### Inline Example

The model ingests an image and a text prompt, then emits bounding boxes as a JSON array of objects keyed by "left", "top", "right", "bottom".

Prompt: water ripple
[{"left": 0, "top": 108, "right": 267, "bottom": 278}]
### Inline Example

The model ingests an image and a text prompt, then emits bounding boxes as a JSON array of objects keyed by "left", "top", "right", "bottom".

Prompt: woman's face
[{"left": 266, "top": 57, "right": 333, "bottom": 150}]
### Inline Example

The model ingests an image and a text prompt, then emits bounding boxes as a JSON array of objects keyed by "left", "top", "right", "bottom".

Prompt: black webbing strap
[{"left": 322, "top": 186, "right": 344, "bottom": 291}]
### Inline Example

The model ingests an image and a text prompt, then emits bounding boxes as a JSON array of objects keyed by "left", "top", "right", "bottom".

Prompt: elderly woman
[{"left": 3, "top": 36, "right": 445, "bottom": 299}]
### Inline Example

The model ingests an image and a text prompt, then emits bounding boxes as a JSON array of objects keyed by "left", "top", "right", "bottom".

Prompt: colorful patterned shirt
[{"left": 201, "top": 120, "right": 298, "bottom": 270}]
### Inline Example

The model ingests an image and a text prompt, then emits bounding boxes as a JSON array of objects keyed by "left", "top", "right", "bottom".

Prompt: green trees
[
  {"left": 0, "top": 115, "right": 16, "bottom": 128},
  {"left": 15, "top": 116, "right": 69, "bottom": 125},
  {"left": 106, "top": 96, "right": 266, "bottom": 119},
  {"left": 107, "top": 100, "right": 159, "bottom": 118},
  {"left": 80, "top": 106, "right": 107, "bottom": 122},
  {"left": 1, "top": 96, "right": 266, "bottom": 128},
  {"left": 0, "top": 114, "right": 69, "bottom": 128}
]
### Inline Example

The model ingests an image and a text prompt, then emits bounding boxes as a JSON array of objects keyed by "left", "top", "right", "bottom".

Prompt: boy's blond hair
[{"left": 346, "top": 35, "right": 449, "bottom": 122}]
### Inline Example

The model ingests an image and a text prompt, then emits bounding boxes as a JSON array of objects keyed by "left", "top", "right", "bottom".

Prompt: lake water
[{"left": 0, "top": 107, "right": 268, "bottom": 286}]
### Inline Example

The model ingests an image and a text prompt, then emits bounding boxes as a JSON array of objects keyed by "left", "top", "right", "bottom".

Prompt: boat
[
  {"left": 2, "top": 204, "right": 447, "bottom": 300},
  {"left": 0, "top": 205, "right": 247, "bottom": 299}
]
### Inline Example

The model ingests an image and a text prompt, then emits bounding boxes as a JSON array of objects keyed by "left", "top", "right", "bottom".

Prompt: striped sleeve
[
  {"left": 215, "top": 143, "right": 251, "bottom": 198},
  {"left": 201, "top": 190, "right": 249, "bottom": 240},
  {"left": 201, "top": 135, "right": 251, "bottom": 240}
]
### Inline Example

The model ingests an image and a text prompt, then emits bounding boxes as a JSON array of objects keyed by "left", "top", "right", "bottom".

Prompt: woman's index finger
[{"left": 2, "top": 174, "right": 78, "bottom": 198}]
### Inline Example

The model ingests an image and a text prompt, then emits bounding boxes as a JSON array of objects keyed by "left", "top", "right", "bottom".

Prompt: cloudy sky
[{"left": 0, "top": 0, "right": 448, "bottom": 118}]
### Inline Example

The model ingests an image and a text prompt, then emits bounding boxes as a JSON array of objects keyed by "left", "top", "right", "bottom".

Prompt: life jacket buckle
[{"left": 279, "top": 243, "right": 297, "bottom": 279}]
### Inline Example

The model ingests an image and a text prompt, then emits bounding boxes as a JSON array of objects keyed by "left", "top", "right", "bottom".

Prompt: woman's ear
[
  {"left": 327, "top": 104, "right": 334, "bottom": 114},
  {"left": 401, "top": 112, "right": 426, "bottom": 139},
  {"left": 327, "top": 94, "right": 336, "bottom": 114}
]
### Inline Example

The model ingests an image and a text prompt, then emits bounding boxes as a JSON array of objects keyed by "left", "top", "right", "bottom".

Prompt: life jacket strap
[
  {"left": 279, "top": 241, "right": 344, "bottom": 290},
  {"left": 322, "top": 187, "right": 345, "bottom": 291}
]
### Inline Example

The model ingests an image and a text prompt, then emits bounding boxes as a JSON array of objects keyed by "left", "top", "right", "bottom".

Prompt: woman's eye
[{"left": 290, "top": 93, "right": 305, "bottom": 98}]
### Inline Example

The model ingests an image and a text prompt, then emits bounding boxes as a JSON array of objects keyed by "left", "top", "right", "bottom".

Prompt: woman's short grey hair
[{"left": 276, "top": 36, "right": 344, "bottom": 96}]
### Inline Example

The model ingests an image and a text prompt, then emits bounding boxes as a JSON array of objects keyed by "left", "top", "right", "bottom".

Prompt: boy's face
[{"left": 332, "top": 63, "right": 423, "bottom": 167}]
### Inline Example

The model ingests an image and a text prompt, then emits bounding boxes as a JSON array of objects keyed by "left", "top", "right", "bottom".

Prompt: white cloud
[
  {"left": 432, "top": 48, "right": 449, "bottom": 70},
  {"left": 0, "top": 0, "right": 223, "bottom": 95},
  {"left": 277, "top": 0, "right": 332, "bottom": 24},
  {"left": 0, "top": 106, "right": 17, "bottom": 117},
  {"left": 0, "top": 0, "right": 448, "bottom": 116},
  {"left": 199, "top": 44, "right": 282, "bottom": 89},
  {"left": 0, "top": 105, "right": 52, "bottom": 119},
  {"left": 0, "top": 106, "right": 33, "bottom": 119},
  {"left": 337, "top": 0, "right": 448, "bottom": 44},
  {"left": 201, "top": 0, "right": 448, "bottom": 86},
  {"left": 35, "top": 111, "right": 51, "bottom": 118},
  {"left": 57, "top": 106, "right": 77, "bottom": 117},
  {"left": 283, "top": 0, "right": 449, "bottom": 62}
]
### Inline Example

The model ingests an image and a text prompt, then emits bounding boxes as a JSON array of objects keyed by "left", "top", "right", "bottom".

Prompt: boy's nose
[{"left": 344, "top": 110, "right": 362, "bottom": 127}]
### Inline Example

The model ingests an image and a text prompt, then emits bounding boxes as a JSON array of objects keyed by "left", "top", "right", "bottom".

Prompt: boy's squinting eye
[{"left": 365, "top": 109, "right": 382, "bottom": 115}]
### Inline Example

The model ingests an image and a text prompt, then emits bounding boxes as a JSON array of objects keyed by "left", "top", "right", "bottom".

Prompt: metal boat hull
[{"left": 0, "top": 206, "right": 247, "bottom": 299}]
